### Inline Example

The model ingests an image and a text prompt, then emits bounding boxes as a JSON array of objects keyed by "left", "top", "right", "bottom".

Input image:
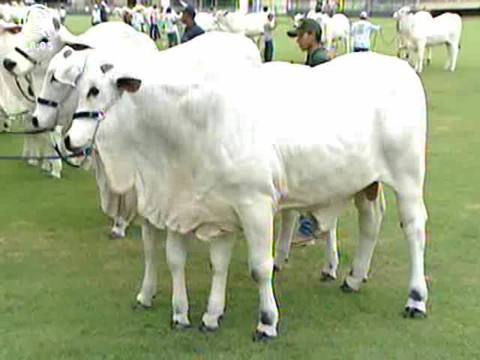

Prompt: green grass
[{"left": 1, "top": 16, "right": 480, "bottom": 359}]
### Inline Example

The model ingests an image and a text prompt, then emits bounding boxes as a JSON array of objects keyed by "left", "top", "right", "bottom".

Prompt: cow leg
[
  {"left": 273, "top": 210, "right": 299, "bottom": 271},
  {"left": 200, "top": 237, "right": 235, "bottom": 331},
  {"left": 445, "top": 42, "right": 459, "bottom": 72},
  {"left": 320, "top": 226, "right": 339, "bottom": 281},
  {"left": 396, "top": 191, "right": 428, "bottom": 318},
  {"left": 47, "top": 128, "right": 62, "bottom": 179},
  {"left": 136, "top": 221, "right": 158, "bottom": 307},
  {"left": 426, "top": 47, "right": 432, "bottom": 65},
  {"left": 166, "top": 230, "right": 191, "bottom": 328},
  {"left": 416, "top": 42, "right": 426, "bottom": 73},
  {"left": 111, "top": 190, "right": 136, "bottom": 238},
  {"left": 342, "top": 185, "right": 385, "bottom": 292},
  {"left": 237, "top": 197, "right": 278, "bottom": 340}
]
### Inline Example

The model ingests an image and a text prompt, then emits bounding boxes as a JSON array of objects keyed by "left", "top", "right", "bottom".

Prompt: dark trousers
[
  {"left": 150, "top": 24, "right": 159, "bottom": 41},
  {"left": 264, "top": 40, "right": 273, "bottom": 62},
  {"left": 167, "top": 32, "right": 178, "bottom": 47},
  {"left": 354, "top": 47, "right": 369, "bottom": 52}
]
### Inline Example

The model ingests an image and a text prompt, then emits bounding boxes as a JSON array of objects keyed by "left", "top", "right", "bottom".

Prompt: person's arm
[{"left": 370, "top": 23, "right": 381, "bottom": 33}]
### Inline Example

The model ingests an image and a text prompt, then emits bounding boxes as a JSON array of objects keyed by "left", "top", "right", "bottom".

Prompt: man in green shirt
[
  {"left": 287, "top": 18, "right": 330, "bottom": 67},
  {"left": 286, "top": 18, "right": 331, "bottom": 245}
]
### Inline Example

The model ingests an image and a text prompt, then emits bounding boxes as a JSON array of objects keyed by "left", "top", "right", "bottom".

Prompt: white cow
[
  {"left": 215, "top": 11, "right": 274, "bottom": 47},
  {"left": 65, "top": 50, "right": 428, "bottom": 339},
  {"left": 9, "top": 5, "right": 157, "bottom": 237},
  {"left": 295, "top": 11, "right": 350, "bottom": 53},
  {"left": 393, "top": 6, "right": 462, "bottom": 73},
  {"left": 195, "top": 12, "right": 218, "bottom": 32},
  {"left": 0, "top": 20, "right": 49, "bottom": 166},
  {"left": 3, "top": 4, "right": 156, "bottom": 178}
]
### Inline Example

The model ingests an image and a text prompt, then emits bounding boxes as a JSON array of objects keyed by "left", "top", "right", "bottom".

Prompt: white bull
[
  {"left": 3, "top": 4, "right": 155, "bottom": 179},
  {"left": 394, "top": 6, "right": 462, "bottom": 73},
  {"left": 195, "top": 12, "right": 218, "bottom": 32},
  {"left": 215, "top": 11, "right": 274, "bottom": 48},
  {"left": 66, "top": 50, "right": 428, "bottom": 339},
  {"left": 4, "top": 4, "right": 156, "bottom": 238},
  {"left": 295, "top": 11, "right": 350, "bottom": 53},
  {"left": 0, "top": 20, "right": 48, "bottom": 166}
]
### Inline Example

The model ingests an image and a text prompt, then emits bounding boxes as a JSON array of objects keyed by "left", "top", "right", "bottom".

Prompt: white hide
[{"left": 67, "top": 50, "right": 428, "bottom": 337}]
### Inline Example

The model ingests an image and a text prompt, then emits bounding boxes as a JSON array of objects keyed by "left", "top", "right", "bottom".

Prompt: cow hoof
[
  {"left": 171, "top": 320, "right": 191, "bottom": 330},
  {"left": 131, "top": 301, "right": 152, "bottom": 311},
  {"left": 403, "top": 307, "right": 427, "bottom": 319},
  {"left": 199, "top": 322, "right": 218, "bottom": 333},
  {"left": 110, "top": 230, "right": 125, "bottom": 239},
  {"left": 252, "top": 330, "right": 275, "bottom": 342},
  {"left": 320, "top": 272, "right": 336, "bottom": 282},
  {"left": 340, "top": 280, "right": 357, "bottom": 293}
]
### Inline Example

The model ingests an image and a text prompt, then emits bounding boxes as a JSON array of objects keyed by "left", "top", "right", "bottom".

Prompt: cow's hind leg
[
  {"left": 445, "top": 42, "right": 459, "bottom": 72},
  {"left": 136, "top": 220, "right": 158, "bottom": 308},
  {"left": 397, "top": 191, "right": 428, "bottom": 318},
  {"left": 273, "top": 210, "right": 299, "bottom": 271},
  {"left": 341, "top": 183, "right": 385, "bottom": 292},
  {"left": 200, "top": 237, "right": 235, "bottom": 331},
  {"left": 166, "top": 231, "right": 191, "bottom": 328},
  {"left": 237, "top": 196, "right": 278, "bottom": 340}
]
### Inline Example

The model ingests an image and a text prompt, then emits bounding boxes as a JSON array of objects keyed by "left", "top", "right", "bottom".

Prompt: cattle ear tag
[{"left": 100, "top": 63, "right": 114, "bottom": 74}]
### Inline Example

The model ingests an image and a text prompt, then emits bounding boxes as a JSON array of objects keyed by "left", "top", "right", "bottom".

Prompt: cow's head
[
  {"left": 3, "top": 4, "right": 90, "bottom": 76},
  {"left": 393, "top": 6, "right": 413, "bottom": 19},
  {"left": 64, "top": 60, "right": 142, "bottom": 151},
  {"left": 32, "top": 46, "right": 89, "bottom": 130}
]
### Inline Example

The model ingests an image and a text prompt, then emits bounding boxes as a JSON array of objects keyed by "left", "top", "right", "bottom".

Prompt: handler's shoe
[{"left": 292, "top": 233, "right": 316, "bottom": 247}]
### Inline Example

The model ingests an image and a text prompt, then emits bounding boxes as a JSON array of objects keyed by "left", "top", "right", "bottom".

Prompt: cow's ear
[
  {"left": 5, "top": 25, "right": 22, "bottom": 34},
  {"left": 58, "top": 27, "right": 91, "bottom": 50},
  {"left": 100, "top": 63, "right": 114, "bottom": 74},
  {"left": 116, "top": 77, "right": 142, "bottom": 93}
]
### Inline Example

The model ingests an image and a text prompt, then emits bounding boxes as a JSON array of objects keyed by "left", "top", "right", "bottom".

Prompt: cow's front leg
[
  {"left": 237, "top": 196, "right": 278, "bottom": 340},
  {"left": 166, "top": 230, "right": 191, "bottom": 328},
  {"left": 273, "top": 210, "right": 299, "bottom": 271},
  {"left": 200, "top": 237, "right": 235, "bottom": 331},
  {"left": 320, "top": 226, "right": 339, "bottom": 281},
  {"left": 136, "top": 221, "right": 158, "bottom": 308}
]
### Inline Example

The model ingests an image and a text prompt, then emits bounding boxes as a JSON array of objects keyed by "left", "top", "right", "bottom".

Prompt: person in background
[
  {"left": 91, "top": 4, "right": 101, "bottom": 26},
  {"left": 100, "top": 1, "right": 109, "bottom": 23},
  {"left": 59, "top": 5, "right": 67, "bottom": 25},
  {"left": 350, "top": 11, "right": 380, "bottom": 52},
  {"left": 286, "top": 18, "right": 331, "bottom": 245},
  {"left": 180, "top": 4, "right": 204, "bottom": 43},
  {"left": 164, "top": 7, "right": 179, "bottom": 47},
  {"left": 263, "top": 13, "right": 276, "bottom": 62},
  {"left": 149, "top": 4, "right": 160, "bottom": 41},
  {"left": 287, "top": 18, "right": 330, "bottom": 67}
]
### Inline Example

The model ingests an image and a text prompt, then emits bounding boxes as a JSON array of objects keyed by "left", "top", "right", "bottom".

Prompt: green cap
[{"left": 287, "top": 18, "right": 321, "bottom": 38}]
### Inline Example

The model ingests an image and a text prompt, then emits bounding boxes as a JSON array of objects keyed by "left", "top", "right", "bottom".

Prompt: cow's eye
[
  {"left": 87, "top": 87, "right": 100, "bottom": 98},
  {"left": 38, "top": 37, "right": 49, "bottom": 44},
  {"left": 50, "top": 74, "right": 57, "bottom": 83}
]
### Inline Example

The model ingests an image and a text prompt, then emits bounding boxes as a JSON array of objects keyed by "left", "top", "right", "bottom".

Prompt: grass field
[{"left": 1, "top": 16, "right": 480, "bottom": 359}]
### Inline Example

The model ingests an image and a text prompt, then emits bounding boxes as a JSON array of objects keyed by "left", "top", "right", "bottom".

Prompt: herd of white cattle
[{"left": 0, "top": 2, "right": 462, "bottom": 339}]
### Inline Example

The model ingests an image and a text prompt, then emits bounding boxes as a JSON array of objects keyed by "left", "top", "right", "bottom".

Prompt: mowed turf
[{"left": 1, "top": 16, "right": 479, "bottom": 360}]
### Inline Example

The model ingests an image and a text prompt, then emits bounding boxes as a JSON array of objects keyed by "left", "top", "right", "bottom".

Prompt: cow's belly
[{"left": 277, "top": 141, "right": 380, "bottom": 209}]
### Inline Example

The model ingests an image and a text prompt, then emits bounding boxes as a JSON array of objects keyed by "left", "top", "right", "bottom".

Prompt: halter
[
  {"left": 37, "top": 97, "right": 58, "bottom": 108},
  {"left": 61, "top": 110, "right": 105, "bottom": 168},
  {"left": 14, "top": 73, "right": 35, "bottom": 103},
  {"left": 14, "top": 46, "right": 39, "bottom": 66}
]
